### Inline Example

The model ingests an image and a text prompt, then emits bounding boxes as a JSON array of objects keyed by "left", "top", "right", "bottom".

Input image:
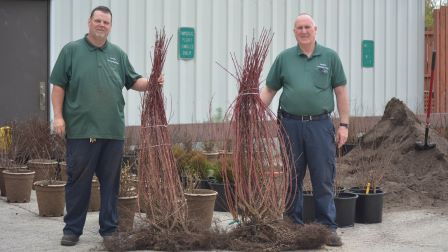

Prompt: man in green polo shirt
[
  {"left": 50, "top": 6, "right": 162, "bottom": 247},
  {"left": 261, "top": 13, "right": 349, "bottom": 247}
]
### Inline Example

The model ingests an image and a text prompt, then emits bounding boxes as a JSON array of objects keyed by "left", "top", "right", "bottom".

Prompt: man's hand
[
  {"left": 53, "top": 117, "right": 66, "bottom": 137},
  {"left": 157, "top": 74, "right": 164, "bottom": 86},
  {"left": 131, "top": 75, "right": 165, "bottom": 91},
  {"left": 336, "top": 126, "right": 348, "bottom": 148}
]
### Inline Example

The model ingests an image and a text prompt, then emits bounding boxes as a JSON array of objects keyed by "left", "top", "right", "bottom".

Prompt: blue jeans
[
  {"left": 281, "top": 116, "right": 337, "bottom": 230},
  {"left": 63, "top": 139, "right": 123, "bottom": 237}
]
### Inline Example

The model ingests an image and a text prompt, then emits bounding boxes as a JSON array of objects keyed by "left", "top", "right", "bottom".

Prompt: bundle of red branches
[
  {"left": 139, "top": 29, "right": 186, "bottom": 231},
  {"left": 221, "top": 29, "right": 293, "bottom": 224}
]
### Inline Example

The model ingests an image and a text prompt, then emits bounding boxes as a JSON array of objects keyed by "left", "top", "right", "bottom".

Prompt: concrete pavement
[{"left": 1, "top": 192, "right": 447, "bottom": 252}]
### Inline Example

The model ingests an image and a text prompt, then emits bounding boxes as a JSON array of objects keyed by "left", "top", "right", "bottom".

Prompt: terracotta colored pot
[
  {"left": 117, "top": 195, "right": 138, "bottom": 232},
  {"left": 27, "top": 159, "right": 58, "bottom": 189},
  {"left": 203, "top": 151, "right": 219, "bottom": 162},
  {"left": 58, "top": 161, "right": 67, "bottom": 181},
  {"left": 88, "top": 178, "right": 100, "bottom": 212},
  {"left": 0, "top": 165, "right": 7, "bottom": 196},
  {"left": 184, "top": 189, "right": 217, "bottom": 231},
  {"left": 3, "top": 168, "right": 35, "bottom": 203},
  {"left": 34, "top": 180, "right": 66, "bottom": 217}
]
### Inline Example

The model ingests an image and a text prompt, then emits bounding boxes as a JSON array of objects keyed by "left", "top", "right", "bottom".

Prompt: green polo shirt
[
  {"left": 266, "top": 43, "right": 346, "bottom": 116},
  {"left": 50, "top": 35, "right": 142, "bottom": 140}
]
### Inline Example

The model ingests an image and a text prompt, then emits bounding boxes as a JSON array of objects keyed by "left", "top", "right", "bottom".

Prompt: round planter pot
[
  {"left": 350, "top": 188, "right": 384, "bottom": 223},
  {"left": 59, "top": 161, "right": 67, "bottom": 181},
  {"left": 218, "top": 151, "right": 233, "bottom": 163},
  {"left": 184, "top": 189, "right": 217, "bottom": 231},
  {"left": 203, "top": 151, "right": 220, "bottom": 162},
  {"left": 208, "top": 181, "right": 233, "bottom": 212},
  {"left": 0, "top": 164, "right": 28, "bottom": 197},
  {"left": 88, "top": 178, "right": 100, "bottom": 212},
  {"left": 349, "top": 186, "right": 382, "bottom": 194},
  {"left": 336, "top": 143, "right": 357, "bottom": 156},
  {"left": 197, "top": 179, "right": 211, "bottom": 189},
  {"left": 118, "top": 195, "right": 138, "bottom": 232},
  {"left": 27, "top": 159, "right": 58, "bottom": 189},
  {"left": 3, "top": 168, "right": 35, "bottom": 203},
  {"left": 0, "top": 165, "right": 7, "bottom": 196},
  {"left": 302, "top": 191, "right": 315, "bottom": 223},
  {"left": 34, "top": 180, "right": 66, "bottom": 217},
  {"left": 334, "top": 192, "right": 358, "bottom": 227}
]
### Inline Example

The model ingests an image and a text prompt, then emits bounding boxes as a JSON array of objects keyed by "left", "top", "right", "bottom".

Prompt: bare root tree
[
  {"left": 138, "top": 28, "right": 187, "bottom": 231},
  {"left": 220, "top": 29, "right": 293, "bottom": 224}
]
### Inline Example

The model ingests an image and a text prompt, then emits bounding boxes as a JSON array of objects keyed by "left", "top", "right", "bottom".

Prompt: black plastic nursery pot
[
  {"left": 302, "top": 191, "right": 315, "bottom": 223},
  {"left": 197, "top": 179, "right": 211, "bottom": 189},
  {"left": 350, "top": 187, "right": 384, "bottom": 223},
  {"left": 207, "top": 181, "right": 232, "bottom": 212},
  {"left": 350, "top": 186, "right": 382, "bottom": 193},
  {"left": 336, "top": 143, "right": 357, "bottom": 156},
  {"left": 334, "top": 192, "right": 358, "bottom": 227}
]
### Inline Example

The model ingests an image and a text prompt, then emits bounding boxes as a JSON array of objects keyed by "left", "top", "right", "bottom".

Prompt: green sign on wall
[
  {"left": 178, "top": 27, "right": 195, "bottom": 59},
  {"left": 362, "top": 40, "right": 374, "bottom": 68}
]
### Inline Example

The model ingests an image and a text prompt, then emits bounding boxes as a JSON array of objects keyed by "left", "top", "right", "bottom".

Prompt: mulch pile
[{"left": 338, "top": 98, "right": 448, "bottom": 209}]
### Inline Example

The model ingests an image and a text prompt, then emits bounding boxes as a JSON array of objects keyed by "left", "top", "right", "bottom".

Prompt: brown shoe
[{"left": 326, "top": 230, "right": 343, "bottom": 247}]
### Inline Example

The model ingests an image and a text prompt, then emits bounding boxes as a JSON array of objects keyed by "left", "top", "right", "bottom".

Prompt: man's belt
[{"left": 279, "top": 109, "right": 330, "bottom": 121}]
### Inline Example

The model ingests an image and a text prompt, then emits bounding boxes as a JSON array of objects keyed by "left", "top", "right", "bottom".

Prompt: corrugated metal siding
[{"left": 50, "top": 0, "right": 425, "bottom": 124}]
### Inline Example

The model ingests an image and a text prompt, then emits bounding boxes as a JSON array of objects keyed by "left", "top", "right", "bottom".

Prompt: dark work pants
[
  {"left": 281, "top": 116, "right": 337, "bottom": 230},
  {"left": 63, "top": 139, "right": 123, "bottom": 237}
]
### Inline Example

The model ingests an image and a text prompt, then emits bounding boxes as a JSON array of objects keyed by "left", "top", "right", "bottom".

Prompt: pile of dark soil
[
  {"left": 338, "top": 98, "right": 448, "bottom": 209},
  {"left": 105, "top": 221, "right": 329, "bottom": 251}
]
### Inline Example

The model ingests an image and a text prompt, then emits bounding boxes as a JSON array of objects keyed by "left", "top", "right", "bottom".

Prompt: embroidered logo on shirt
[
  {"left": 107, "top": 57, "right": 119, "bottom": 65},
  {"left": 316, "top": 63, "right": 329, "bottom": 74}
]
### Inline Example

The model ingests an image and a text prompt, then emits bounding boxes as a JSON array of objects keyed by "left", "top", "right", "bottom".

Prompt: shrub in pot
[
  {"left": 350, "top": 186, "right": 384, "bottom": 223},
  {"left": 31, "top": 159, "right": 66, "bottom": 217},
  {"left": 202, "top": 140, "right": 220, "bottom": 162},
  {"left": 173, "top": 145, "right": 214, "bottom": 189}
]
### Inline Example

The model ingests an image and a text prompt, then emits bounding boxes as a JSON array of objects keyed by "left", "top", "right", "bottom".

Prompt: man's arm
[
  {"left": 52, "top": 85, "right": 66, "bottom": 136},
  {"left": 130, "top": 77, "right": 149, "bottom": 92},
  {"left": 260, "top": 86, "right": 277, "bottom": 106},
  {"left": 334, "top": 84, "right": 349, "bottom": 147}
]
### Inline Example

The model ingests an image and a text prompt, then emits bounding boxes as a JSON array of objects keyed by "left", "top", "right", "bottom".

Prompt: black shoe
[
  {"left": 326, "top": 230, "right": 343, "bottom": 247},
  {"left": 60, "top": 234, "right": 79, "bottom": 246}
]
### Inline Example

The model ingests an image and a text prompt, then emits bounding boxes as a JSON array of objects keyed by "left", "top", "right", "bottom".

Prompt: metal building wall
[{"left": 50, "top": 0, "right": 425, "bottom": 125}]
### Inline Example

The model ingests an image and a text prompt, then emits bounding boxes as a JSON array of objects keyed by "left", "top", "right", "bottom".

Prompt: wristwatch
[{"left": 339, "top": 123, "right": 349, "bottom": 129}]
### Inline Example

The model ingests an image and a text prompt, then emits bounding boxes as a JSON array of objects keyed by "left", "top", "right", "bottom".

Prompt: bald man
[{"left": 261, "top": 13, "right": 349, "bottom": 247}]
